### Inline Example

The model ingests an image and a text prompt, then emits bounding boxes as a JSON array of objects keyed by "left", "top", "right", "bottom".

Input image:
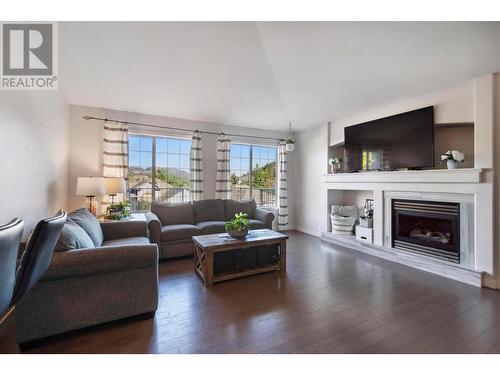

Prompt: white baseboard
[{"left": 293, "top": 226, "right": 321, "bottom": 237}]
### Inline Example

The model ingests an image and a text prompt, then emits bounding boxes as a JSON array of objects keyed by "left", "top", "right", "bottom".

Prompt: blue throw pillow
[
  {"left": 69, "top": 208, "right": 104, "bottom": 247},
  {"left": 55, "top": 218, "right": 95, "bottom": 252}
]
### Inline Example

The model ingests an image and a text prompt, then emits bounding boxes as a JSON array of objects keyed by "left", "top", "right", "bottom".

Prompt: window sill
[{"left": 258, "top": 205, "right": 278, "bottom": 210}]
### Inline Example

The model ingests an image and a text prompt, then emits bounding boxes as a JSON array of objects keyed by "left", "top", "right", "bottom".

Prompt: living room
[{"left": 2, "top": 1, "right": 500, "bottom": 373}]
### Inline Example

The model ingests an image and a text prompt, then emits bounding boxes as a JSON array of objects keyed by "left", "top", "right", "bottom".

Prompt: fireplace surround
[{"left": 322, "top": 182, "right": 488, "bottom": 287}]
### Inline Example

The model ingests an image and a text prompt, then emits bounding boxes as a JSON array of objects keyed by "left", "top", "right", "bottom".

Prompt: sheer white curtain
[
  {"left": 102, "top": 120, "right": 129, "bottom": 179},
  {"left": 190, "top": 131, "right": 204, "bottom": 201},
  {"left": 278, "top": 142, "right": 288, "bottom": 229},
  {"left": 215, "top": 134, "right": 231, "bottom": 199}
]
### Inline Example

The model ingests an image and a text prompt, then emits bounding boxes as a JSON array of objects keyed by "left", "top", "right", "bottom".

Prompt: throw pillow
[
  {"left": 55, "top": 218, "right": 95, "bottom": 252},
  {"left": 69, "top": 208, "right": 104, "bottom": 247}
]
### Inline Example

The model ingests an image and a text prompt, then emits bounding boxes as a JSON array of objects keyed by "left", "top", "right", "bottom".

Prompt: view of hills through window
[
  {"left": 128, "top": 135, "right": 191, "bottom": 211},
  {"left": 230, "top": 144, "right": 277, "bottom": 206},
  {"left": 127, "top": 136, "right": 277, "bottom": 211}
]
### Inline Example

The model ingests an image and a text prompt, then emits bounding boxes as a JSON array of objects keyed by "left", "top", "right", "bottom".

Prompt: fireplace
[{"left": 392, "top": 199, "right": 460, "bottom": 263}]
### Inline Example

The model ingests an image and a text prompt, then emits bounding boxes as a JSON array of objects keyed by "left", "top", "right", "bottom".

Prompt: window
[
  {"left": 230, "top": 143, "right": 277, "bottom": 206},
  {"left": 128, "top": 134, "right": 191, "bottom": 211}
]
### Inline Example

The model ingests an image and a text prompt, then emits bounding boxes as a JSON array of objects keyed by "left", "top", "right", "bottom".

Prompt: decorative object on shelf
[
  {"left": 441, "top": 150, "right": 465, "bottom": 170},
  {"left": 330, "top": 205, "right": 358, "bottom": 235},
  {"left": 76, "top": 177, "right": 105, "bottom": 216},
  {"left": 359, "top": 199, "right": 374, "bottom": 228},
  {"left": 355, "top": 225, "right": 373, "bottom": 243},
  {"left": 225, "top": 212, "right": 250, "bottom": 239},
  {"left": 285, "top": 122, "right": 295, "bottom": 151},
  {"left": 328, "top": 157, "right": 343, "bottom": 173},
  {"left": 104, "top": 177, "right": 126, "bottom": 205},
  {"left": 103, "top": 201, "right": 131, "bottom": 221}
]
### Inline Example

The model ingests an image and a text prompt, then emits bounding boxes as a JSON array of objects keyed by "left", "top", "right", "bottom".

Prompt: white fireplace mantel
[{"left": 324, "top": 168, "right": 485, "bottom": 184}]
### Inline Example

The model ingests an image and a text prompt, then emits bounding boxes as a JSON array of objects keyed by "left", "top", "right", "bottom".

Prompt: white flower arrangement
[
  {"left": 328, "top": 157, "right": 342, "bottom": 166},
  {"left": 440, "top": 150, "right": 465, "bottom": 163}
]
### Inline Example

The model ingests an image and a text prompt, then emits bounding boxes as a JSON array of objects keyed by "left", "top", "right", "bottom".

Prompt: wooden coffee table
[{"left": 192, "top": 229, "right": 288, "bottom": 286}]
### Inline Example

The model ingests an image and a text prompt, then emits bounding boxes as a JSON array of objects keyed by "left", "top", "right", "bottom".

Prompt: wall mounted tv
[{"left": 344, "top": 106, "right": 435, "bottom": 171}]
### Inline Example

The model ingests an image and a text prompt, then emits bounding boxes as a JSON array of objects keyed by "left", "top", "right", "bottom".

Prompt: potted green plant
[
  {"left": 104, "top": 201, "right": 131, "bottom": 221},
  {"left": 225, "top": 212, "right": 250, "bottom": 239}
]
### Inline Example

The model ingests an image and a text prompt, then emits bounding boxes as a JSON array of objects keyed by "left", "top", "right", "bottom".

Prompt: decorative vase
[
  {"left": 227, "top": 228, "right": 249, "bottom": 239},
  {"left": 286, "top": 143, "right": 294, "bottom": 152},
  {"left": 447, "top": 159, "right": 458, "bottom": 169},
  {"left": 329, "top": 164, "right": 341, "bottom": 174},
  {"left": 359, "top": 216, "right": 373, "bottom": 228}
]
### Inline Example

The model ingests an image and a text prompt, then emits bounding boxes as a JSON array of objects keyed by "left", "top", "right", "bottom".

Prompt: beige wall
[
  {"left": 434, "top": 125, "right": 475, "bottom": 168},
  {"left": 0, "top": 91, "right": 69, "bottom": 238},
  {"left": 68, "top": 105, "right": 293, "bottom": 227},
  {"left": 329, "top": 80, "right": 475, "bottom": 146}
]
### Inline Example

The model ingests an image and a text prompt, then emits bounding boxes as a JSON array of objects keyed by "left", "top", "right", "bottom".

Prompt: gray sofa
[
  {"left": 16, "top": 209, "right": 159, "bottom": 344},
  {"left": 145, "top": 199, "right": 275, "bottom": 259}
]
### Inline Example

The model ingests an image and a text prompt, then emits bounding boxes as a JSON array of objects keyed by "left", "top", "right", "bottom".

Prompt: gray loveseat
[
  {"left": 16, "top": 208, "right": 159, "bottom": 344},
  {"left": 145, "top": 199, "right": 274, "bottom": 259}
]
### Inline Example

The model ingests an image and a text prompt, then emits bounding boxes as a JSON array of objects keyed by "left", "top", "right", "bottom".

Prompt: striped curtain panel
[
  {"left": 215, "top": 134, "right": 231, "bottom": 199},
  {"left": 278, "top": 142, "right": 288, "bottom": 230},
  {"left": 103, "top": 121, "right": 129, "bottom": 178},
  {"left": 190, "top": 131, "right": 204, "bottom": 201}
]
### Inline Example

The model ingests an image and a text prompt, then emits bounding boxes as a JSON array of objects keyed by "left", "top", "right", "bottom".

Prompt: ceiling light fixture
[{"left": 285, "top": 121, "right": 295, "bottom": 151}]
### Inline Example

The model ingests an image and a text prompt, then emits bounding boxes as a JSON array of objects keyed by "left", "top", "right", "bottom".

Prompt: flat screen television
[{"left": 344, "top": 106, "right": 435, "bottom": 171}]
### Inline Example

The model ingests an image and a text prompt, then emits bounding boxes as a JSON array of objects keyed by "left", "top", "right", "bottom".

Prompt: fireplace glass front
[{"left": 392, "top": 199, "right": 460, "bottom": 263}]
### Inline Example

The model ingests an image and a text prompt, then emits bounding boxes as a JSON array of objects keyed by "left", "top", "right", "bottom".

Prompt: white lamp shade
[
  {"left": 76, "top": 177, "right": 105, "bottom": 196},
  {"left": 104, "top": 177, "right": 126, "bottom": 194}
]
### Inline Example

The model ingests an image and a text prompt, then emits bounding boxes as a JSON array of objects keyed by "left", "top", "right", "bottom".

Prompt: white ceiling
[{"left": 60, "top": 22, "right": 500, "bottom": 131}]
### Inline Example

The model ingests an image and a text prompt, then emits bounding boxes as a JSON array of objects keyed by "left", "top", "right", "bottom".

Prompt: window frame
[
  {"left": 230, "top": 142, "right": 278, "bottom": 208},
  {"left": 128, "top": 133, "right": 191, "bottom": 211}
]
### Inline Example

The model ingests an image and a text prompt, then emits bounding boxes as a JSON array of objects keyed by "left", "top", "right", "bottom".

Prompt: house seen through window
[
  {"left": 128, "top": 136, "right": 277, "bottom": 211},
  {"left": 128, "top": 134, "right": 191, "bottom": 211}
]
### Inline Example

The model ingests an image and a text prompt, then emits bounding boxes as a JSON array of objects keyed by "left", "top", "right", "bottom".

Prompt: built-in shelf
[
  {"left": 434, "top": 122, "right": 474, "bottom": 128},
  {"left": 324, "top": 168, "right": 484, "bottom": 184}
]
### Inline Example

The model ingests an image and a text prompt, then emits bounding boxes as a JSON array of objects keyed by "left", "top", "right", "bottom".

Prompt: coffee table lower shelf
[
  {"left": 195, "top": 264, "right": 280, "bottom": 285},
  {"left": 193, "top": 229, "right": 288, "bottom": 287}
]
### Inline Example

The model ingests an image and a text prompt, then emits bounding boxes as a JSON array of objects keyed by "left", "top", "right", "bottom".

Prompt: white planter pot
[
  {"left": 447, "top": 160, "right": 458, "bottom": 169},
  {"left": 285, "top": 143, "right": 294, "bottom": 152},
  {"left": 329, "top": 164, "right": 341, "bottom": 174}
]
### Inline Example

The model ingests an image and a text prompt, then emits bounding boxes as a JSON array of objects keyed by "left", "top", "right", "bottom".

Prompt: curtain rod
[{"left": 82, "top": 115, "right": 286, "bottom": 142}]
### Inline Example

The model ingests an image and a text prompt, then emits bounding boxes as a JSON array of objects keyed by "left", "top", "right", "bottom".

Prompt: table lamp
[
  {"left": 77, "top": 177, "right": 105, "bottom": 216},
  {"left": 104, "top": 177, "right": 126, "bottom": 205}
]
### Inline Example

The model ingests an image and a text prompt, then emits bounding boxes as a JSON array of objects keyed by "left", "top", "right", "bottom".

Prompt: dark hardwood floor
[{"left": 26, "top": 231, "right": 500, "bottom": 354}]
